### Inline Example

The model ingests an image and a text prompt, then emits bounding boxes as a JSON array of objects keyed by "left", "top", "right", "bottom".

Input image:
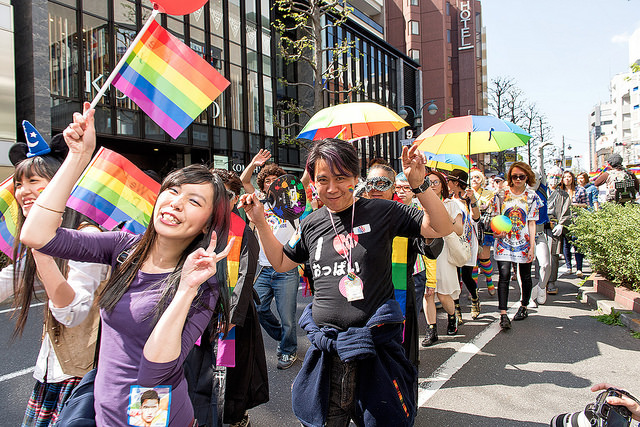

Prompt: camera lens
[{"left": 549, "top": 412, "right": 592, "bottom": 427}]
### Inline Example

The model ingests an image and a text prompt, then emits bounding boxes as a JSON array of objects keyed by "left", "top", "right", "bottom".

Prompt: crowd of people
[{"left": 2, "top": 102, "right": 639, "bottom": 427}]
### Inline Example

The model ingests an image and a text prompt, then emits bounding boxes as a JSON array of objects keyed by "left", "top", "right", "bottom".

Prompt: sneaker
[
  {"left": 499, "top": 314, "right": 511, "bottom": 330},
  {"left": 487, "top": 286, "right": 496, "bottom": 296},
  {"left": 455, "top": 306, "right": 464, "bottom": 325},
  {"left": 513, "top": 306, "right": 528, "bottom": 321},
  {"left": 528, "top": 286, "right": 538, "bottom": 308},
  {"left": 470, "top": 298, "right": 481, "bottom": 319},
  {"left": 537, "top": 285, "right": 547, "bottom": 304},
  {"left": 421, "top": 325, "right": 438, "bottom": 347},
  {"left": 576, "top": 270, "right": 583, "bottom": 279},
  {"left": 547, "top": 281, "right": 558, "bottom": 295},
  {"left": 277, "top": 352, "right": 297, "bottom": 370},
  {"left": 447, "top": 314, "right": 458, "bottom": 335}
]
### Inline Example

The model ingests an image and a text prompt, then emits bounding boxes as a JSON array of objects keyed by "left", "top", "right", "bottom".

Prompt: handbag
[{"left": 443, "top": 231, "right": 471, "bottom": 267}]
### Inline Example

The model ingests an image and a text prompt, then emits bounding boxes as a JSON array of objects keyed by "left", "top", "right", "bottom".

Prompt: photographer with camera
[
  {"left": 591, "top": 384, "right": 640, "bottom": 422},
  {"left": 551, "top": 384, "right": 640, "bottom": 426}
]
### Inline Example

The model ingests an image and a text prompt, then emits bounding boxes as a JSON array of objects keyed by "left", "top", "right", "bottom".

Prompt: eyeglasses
[
  {"left": 511, "top": 174, "right": 527, "bottom": 181},
  {"left": 395, "top": 184, "right": 412, "bottom": 192},
  {"left": 365, "top": 176, "right": 394, "bottom": 192},
  {"left": 429, "top": 179, "right": 441, "bottom": 186}
]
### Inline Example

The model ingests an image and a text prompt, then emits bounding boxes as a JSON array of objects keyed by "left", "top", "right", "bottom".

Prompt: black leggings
[
  {"left": 497, "top": 261, "right": 532, "bottom": 311},
  {"left": 457, "top": 266, "right": 478, "bottom": 299}
]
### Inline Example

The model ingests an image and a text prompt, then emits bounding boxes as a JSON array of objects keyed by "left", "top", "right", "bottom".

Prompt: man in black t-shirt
[{"left": 238, "top": 139, "right": 452, "bottom": 426}]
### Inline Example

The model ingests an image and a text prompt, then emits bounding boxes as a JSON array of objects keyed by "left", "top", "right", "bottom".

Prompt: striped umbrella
[{"left": 297, "top": 102, "right": 409, "bottom": 140}]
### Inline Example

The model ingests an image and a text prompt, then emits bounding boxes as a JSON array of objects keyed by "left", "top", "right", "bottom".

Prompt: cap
[
  {"left": 448, "top": 169, "right": 468, "bottom": 185},
  {"left": 494, "top": 172, "right": 505, "bottom": 181},
  {"left": 22, "top": 120, "right": 51, "bottom": 158}
]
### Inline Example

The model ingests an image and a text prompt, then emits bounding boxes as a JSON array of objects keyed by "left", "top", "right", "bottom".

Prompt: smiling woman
[{"left": 19, "top": 102, "right": 233, "bottom": 426}]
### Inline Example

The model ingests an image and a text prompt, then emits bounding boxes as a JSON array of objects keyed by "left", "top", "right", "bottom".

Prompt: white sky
[{"left": 482, "top": 0, "right": 640, "bottom": 170}]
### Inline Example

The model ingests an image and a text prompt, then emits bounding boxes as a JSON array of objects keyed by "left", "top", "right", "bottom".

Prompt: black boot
[
  {"left": 447, "top": 314, "right": 458, "bottom": 335},
  {"left": 421, "top": 324, "right": 438, "bottom": 347}
]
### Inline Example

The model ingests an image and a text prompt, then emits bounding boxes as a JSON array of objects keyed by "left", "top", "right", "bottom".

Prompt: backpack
[{"left": 607, "top": 169, "right": 637, "bottom": 203}]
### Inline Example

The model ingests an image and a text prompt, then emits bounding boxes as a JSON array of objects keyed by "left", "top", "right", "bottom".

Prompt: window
[
  {"left": 446, "top": 2, "right": 450, "bottom": 15},
  {"left": 409, "top": 21, "right": 419, "bottom": 35},
  {"left": 447, "top": 29, "right": 451, "bottom": 43},
  {"left": 409, "top": 49, "right": 419, "bottom": 62},
  {"left": 409, "top": 0, "right": 418, "bottom": 5}
]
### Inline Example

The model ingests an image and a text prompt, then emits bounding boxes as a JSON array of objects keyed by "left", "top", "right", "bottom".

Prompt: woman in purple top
[{"left": 20, "top": 102, "right": 233, "bottom": 427}]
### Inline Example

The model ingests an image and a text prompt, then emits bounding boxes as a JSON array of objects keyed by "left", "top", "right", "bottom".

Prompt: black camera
[{"left": 550, "top": 388, "right": 638, "bottom": 427}]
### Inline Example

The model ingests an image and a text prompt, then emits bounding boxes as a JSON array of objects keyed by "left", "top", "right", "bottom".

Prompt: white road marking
[
  {"left": 418, "top": 301, "right": 520, "bottom": 407},
  {"left": 0, "top": 367, "right": 34, "bottom": 383},
  {"left": 0, "top": 302, "right": 44, "bottom": 315}
]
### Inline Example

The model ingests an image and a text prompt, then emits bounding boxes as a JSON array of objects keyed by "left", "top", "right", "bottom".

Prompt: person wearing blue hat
[{"left": 0, "top": 121, "right": 108, "bottom": 427}]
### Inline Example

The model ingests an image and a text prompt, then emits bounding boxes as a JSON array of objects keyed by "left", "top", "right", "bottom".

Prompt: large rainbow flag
[
  {"left": 0, "top": 176, "right": 19, "bottom": 258},
  {"left": 66, "top": 147, "right": 160, "bottom": 234},
  {"left": 112, "top": 19, "right": 229, "bottom": 139}
]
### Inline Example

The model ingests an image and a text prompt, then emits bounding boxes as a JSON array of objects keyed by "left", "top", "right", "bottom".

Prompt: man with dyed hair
[{"left": 239, "top": 138, "right": 453, "bottom": 426}]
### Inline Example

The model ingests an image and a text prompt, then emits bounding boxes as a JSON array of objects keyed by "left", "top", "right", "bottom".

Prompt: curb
[{"left": 575, "top": 274, "right": 640, "bottom": 334}]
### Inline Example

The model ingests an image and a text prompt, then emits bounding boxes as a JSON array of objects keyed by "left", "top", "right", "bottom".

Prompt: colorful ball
[{"left": 491, "top": 215, "right": 512, "bottom": 234}]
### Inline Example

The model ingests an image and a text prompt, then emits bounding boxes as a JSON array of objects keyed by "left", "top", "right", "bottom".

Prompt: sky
[{"left": 481, "top": 0, "right": 640, "bottom": 170}]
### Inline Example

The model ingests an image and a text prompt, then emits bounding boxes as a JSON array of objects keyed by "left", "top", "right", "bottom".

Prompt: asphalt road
[{"left": 1, "top": 265, "right": 639, "bottom": 426}]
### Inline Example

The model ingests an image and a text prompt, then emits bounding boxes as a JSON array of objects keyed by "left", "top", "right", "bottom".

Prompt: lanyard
[{"left": 328, "top": 199, "right": 356, "bottom": 272}]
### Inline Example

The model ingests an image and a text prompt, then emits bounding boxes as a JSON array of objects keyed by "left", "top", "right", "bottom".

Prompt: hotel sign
[{"left": 459, "top": 0, "right": 473, "bottom": 51}]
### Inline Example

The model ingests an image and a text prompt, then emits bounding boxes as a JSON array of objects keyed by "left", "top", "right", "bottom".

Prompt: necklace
[{"left": 327, "top": 199, "right": 364, "bottom": 301}]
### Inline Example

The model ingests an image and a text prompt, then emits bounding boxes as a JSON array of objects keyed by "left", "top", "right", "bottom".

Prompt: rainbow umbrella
[
  {"left": 297, "top": 102, "right": 409, "bottom": 140},
  {"left": 414, "top": 115, "right": 531, "bottom": 155},
  {"left": 422, "top": 151, "right": 470, "bottom": 171}
]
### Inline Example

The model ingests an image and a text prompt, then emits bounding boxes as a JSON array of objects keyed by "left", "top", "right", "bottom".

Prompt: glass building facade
[{"left": 17, "top": 1, "right": 418, "bottom": 177}]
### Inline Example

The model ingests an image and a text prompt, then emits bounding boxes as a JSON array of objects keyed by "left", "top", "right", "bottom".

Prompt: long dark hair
[
  {"left": 99, "top": 164, "right": 231, "bottom": 330},
  {"left": 560, "top": 170, "right": 577, "bottom": 192},
  {"left": 11, "top": 156, "right": 83, "bottom": 338}
]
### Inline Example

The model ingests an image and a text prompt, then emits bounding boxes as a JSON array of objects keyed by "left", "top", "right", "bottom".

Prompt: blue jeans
[{"left": 254, "top": 266, "right": 299, "bottom": 356}]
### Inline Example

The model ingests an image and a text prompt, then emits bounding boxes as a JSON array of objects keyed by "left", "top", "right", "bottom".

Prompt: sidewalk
[{"left": 563, "top": 265, "right": 640, "bottom": 335}]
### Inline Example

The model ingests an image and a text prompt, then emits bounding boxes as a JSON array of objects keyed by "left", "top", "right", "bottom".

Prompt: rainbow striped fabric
[
  {"left": 216, "top": 212, "right": 246, "bottom": 368},
  {"left": 66, "top": 147, "right": 160, "bottom": 234},
  {"left": 392, "top": 237, "right": 409, "bottom": 317},
  {"left": 0, "top": 176, "right": 19, "bottom": 259},
  {"left": 112, "top": 19, "right": 230, "bottom": 139}
]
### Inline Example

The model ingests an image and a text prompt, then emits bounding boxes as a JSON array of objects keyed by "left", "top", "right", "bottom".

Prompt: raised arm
[
  {"left": 21, "top": 103, "right": 96, "bottom": 249},
  {"left": 240, "top": 149, "right": 271, "bottom": 194},
  {"left": 143, "top": 233, "right": 234, "bottom": 364},
  {"left": 237, "top": 192, "right": 299, "bottom": 272},
  {"left": 402, "top": 145, "right": 454, "bottom": 238}
]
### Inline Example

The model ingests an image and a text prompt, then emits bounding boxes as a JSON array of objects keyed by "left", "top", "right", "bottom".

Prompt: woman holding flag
[
  {"left": 21, "top": 103, "right": 234, "bottom": 426},
  {"left": 0, "top": 125, "right": 108, "bottom": 427}
]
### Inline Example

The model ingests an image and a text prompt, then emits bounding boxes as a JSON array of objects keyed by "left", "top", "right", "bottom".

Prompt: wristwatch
[
  {"left": 411, "top": 176, "right": 431, "bottom": 194},
  {"left": 470, "top": 201, "right": 478, "bottom": 208}
]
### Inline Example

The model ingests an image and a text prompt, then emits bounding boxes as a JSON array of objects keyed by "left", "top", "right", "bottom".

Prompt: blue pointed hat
[{"left": 22, "top": 120, "right": 51, "bottom": 158}]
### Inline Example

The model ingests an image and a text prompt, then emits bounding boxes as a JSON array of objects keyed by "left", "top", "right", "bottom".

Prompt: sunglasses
[
  {"left": 511, "top": 174, "right": 527, "bottom": 181},
  {"left": 366, "top": 176, "right": 394, "bottom": 192}
]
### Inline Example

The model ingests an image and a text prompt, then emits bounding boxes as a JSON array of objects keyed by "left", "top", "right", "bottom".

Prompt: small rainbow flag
[
  {"left": 66, "top": 147, "right": 161, "bottom": 234},
  {"left": 0, "top": 176, "right": 19, "bottom": 259},
  {"left": 112, "top": 19, "right": 229, "bottom": 139}
]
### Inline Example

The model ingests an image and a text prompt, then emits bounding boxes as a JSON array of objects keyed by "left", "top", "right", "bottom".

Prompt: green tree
[{"left": 273, "top": 0, "right": 361, "bottom": 143}]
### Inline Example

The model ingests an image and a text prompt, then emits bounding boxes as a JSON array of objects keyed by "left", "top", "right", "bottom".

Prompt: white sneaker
[
  {"left": 576, "top": 270, "right": 583, "bottom": 279},
  {"left": 537, "top": 285, "right": 547, "bottom": 304},
  {"left": 528, "top": 286, "right": 538, "bottom": 308}
]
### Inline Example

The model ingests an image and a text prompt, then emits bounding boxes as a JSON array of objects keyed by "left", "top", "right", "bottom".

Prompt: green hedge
[{"left": 569, "top": 203, "right": 640, "bottom": 292}]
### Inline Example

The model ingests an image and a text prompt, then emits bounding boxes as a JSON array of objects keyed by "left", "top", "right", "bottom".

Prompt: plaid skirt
[{"left": 22, "top": 377, "right": 82, "bottom": 427}]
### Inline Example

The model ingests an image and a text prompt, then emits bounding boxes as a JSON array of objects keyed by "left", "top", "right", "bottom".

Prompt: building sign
[{"left": 458, "top": 1, "right": 473, "bottom": 51}]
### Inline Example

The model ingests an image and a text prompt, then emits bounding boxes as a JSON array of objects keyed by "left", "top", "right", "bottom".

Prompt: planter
[{"left": 592, "top": 274, "right": 640, "bottom": 314}]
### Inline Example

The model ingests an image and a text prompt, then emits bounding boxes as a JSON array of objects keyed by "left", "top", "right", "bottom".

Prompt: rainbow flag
[
  {"left": 0, "top": 176, "right": 19, "bottom": 259},
  {"left": 112, "top": 19, "right": 230, "bottom": 139},
  {"left": 66, "top": 147, "right": 161, "bottom": 234},
  {"left": 391, "top": 237, "right": 409, "bottom": 317},
  {"left": 216, "top": 212, "right": 245, "bottom": 368}
]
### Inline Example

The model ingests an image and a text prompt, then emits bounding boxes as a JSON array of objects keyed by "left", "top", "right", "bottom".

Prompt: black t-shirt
[{"left": 283, "top": 198, "right": 424, "bottom": 330}]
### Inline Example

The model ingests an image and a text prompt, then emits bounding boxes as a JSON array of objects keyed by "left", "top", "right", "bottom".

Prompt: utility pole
[{"left": 562, "top": 135, "right": 565, "bottom": 169}]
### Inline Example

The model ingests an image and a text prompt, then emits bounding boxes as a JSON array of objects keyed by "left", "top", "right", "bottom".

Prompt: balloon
[
  {"left": 490, "top": 215, "right": 512, "bottom": 234},
  {"left": 153, "top": 0, "right": 207, "bottom": 16}
]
